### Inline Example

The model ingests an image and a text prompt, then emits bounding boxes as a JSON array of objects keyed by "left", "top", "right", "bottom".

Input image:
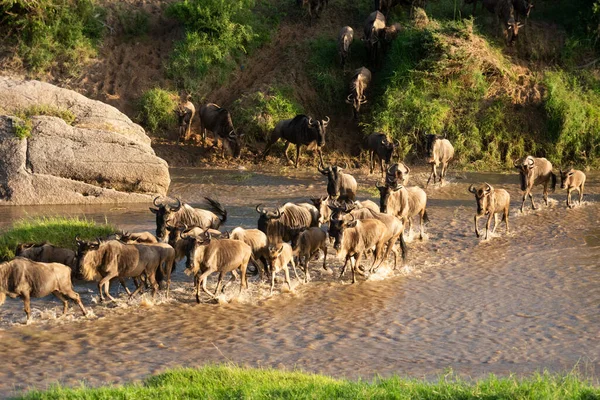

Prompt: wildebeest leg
[
  {"left": 352, "top": 253, "right": 365, "bottom": 284},
  {"left": 369, "top": 151, "right": 374, "bottom": 174},
  {"left": 289, "top": 257, "right": 300, "bottom": 280},
  {"left": 214, "top": 272, "right": 224, "bottom": 297},
  {"left": 426, "top": 163, "right": 436, "bottom": 187},
  {"left": 407, "top": 217, "right": 413, "bottom": 239},
  {"left": 485, "top": 213, "right": 493, "bottom": 240},
  {"left": 284, "top": 266, "right": 292, "bottom": 292},
  {"left": 53, "top": 291, "right": 69, "bottom": 315},
  {"left": 22, "top": 293, "right": 31, "bottom": 323},
  {"left": 579, "top": 184, "right": 584, "bottom": 205},
  {"left": 503, "top": 207, "right": 509, "bottom": 234},
  {"left": 270, "top": 268, "right": 277, "bottom": 295},
  {"left": 419, "top": 210, "right": 425, "bottom": 240},
  {"left": 543, "top": 182, "right": 549, "bottom": 207},
  {"left": 322, "top": 244, "right": 328, "bottom": 272},
  {"left": 222, "top": 270, "right": 239, "bottom": 293},
  {"left": 63, "top": 288, "right": 87, "bottom": 316},
  {"left": 118, "top": 277, "right": 132, "bottom": 296},
  {"left": 195, "top": 268, "right": 215, "bottom": 299},
  {"left": 339, "top": 257, "right": 350, "bottom": 278},
  {"left": 441, "top": 162, "right": 448, "bottom": 185},
  {"left": 241, "top": 258, "right": 249, "bottom": 291},
  {"left": 492, "top": 213, "right": 499, "bottom": 234},
  {"left": 282, "top": 141, "right": 293, "bottom": 165},
  {"left": 295, "top": 144, "right": 302, "bottom": 168},
  {"left": 567, "top": 187, "right": 572, "bottom": 208},
  {"left": 99, "top": 273, "right": 117, "bottom": 302},
  {"left": 317, "top": 148, "right": 324, "bottom": 169},
  {"left": 474, "top": 215, "right": 480, "bottom": 238}
]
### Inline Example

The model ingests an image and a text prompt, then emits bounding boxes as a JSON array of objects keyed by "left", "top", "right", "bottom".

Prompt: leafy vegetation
[
  {"left": 13, "top": 118, "right": 32, "bottom": 140},
  {"left": 19, "top": 365, "right": 600, "bottom": 399},
  {"left": 10, "top": 105, "right": 76, "bottom": 140},
  {"left": 0, "top": 217, "right": 116, "bottom": 262},
  {"left": 137, "top": 88, "right": 179, "bottom": 136},
  {"left": 0, "top": 0, "right": 105, "bottom": 74}
]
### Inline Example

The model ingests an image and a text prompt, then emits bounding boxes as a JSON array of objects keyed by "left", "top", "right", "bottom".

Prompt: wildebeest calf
[
  {"left": 266, "top": 242, "right": 296, "bottom": 295},
  {"left": 293, "top": 227, "right": 328, "bottom": 283},
  {"left": 469, "top": 183, "right": 510, "bottom": 240},
  {"left": 514, "top": 155, "right": 556, "bottom": 212},
  {"left": 0, "top": 258, "right": 87, "bottom": 323},
  {"left": 559, "top": 168, "right": 586, "bottom": 208}
]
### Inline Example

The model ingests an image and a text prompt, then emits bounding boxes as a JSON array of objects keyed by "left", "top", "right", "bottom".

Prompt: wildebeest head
[
  {"left": 385, "top": 162, "right": 409, "bottom": 187},
  {"left": 318, "top": 163, "right": 348, "bottom": 198},
  {"left": 514, "top": 156, "right": 535, "bottom": 191},
  {"left": 376, "top": 180, "right": 402, "bottom": 213},
  {"left": 384, "top": 23, "right": 402, "bottom": 42},
  {"left": 381, "top": 138, "right": 399, "bottom": 164},
  {"left": 75, "top": 236, "right": 100, "bottom": 279},
  {"left": 469, "top": 183, "right": 493, "bottom": 216},
  {"left": 424, "top": 134, "right": 440, "bottom": 161},
  {"left": 224, "top": 129, "right": 244, "bottom": 158},
  {"left": 256, "top": 204, "right": 282, "bottom": 234},
  {"left": 267, "top": 243, "right": 285, "bottom": 264},
  {"left": 559, "top": 168, "right": 574, "bottom": 189},
  {"left": 308, "top": 116, "right": 329, "bottom": 147},
  {"left": 310, "top": 195, "right": 333, "bottom": 224},
  {"left": 150, "top": 197, "right": 183, "bottom": 241},
  {"left": 328, "top": 214, "right": 358, "bottom": 251},
  {"left": 506, "top": 18, "right": 524, "bottom": 44},
  {"left": 185, "top": 230, "right": 212, "bottom": 272}
]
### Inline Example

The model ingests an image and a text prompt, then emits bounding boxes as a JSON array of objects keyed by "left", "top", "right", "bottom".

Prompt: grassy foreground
[
  {"left": 0, "top": 217, "right": 116, "bottom": 262},
  {"left": 19, "top": 365, "right": 600, "bottom": 399}
]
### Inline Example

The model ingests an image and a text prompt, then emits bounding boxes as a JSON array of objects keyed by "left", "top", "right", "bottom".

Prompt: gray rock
[{"left": 0, "top": 78, "right": 170, "bottom": 205}]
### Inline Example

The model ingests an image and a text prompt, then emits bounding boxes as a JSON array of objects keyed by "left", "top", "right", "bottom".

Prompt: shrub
[
  {"left": 0, "top": 217, "right": 116, "bottom": 262},
  {"left": 306, "top": 37, "right": 346, "bottom": 108},
  {"left": 138, "top": 88, "right": 179, "bottom": 136},
  {"left": 1, "top": 0, "right": 105, "bottom": 74}
]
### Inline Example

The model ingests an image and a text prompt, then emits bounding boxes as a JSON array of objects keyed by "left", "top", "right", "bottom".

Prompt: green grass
[
  {"left": 1, "top": 0, "right": 105, "bottom": 75},
  {"left": 13, "top": 118, "right": 33, "bottom": 140},
  {"left": 18, "top": 365, "right": 600, "bottom": 399},
  {"left": 0, "top": 217, "right": 117, "bottom": 262},
  {"left": 137, "top": 88, "right": 179, "bottom": 136},
  {"left": 306, "top": 36, "right": 346, "bottom": 109},
  {"left": 11, "top": 105, "right": 77, "bottom": 140}
]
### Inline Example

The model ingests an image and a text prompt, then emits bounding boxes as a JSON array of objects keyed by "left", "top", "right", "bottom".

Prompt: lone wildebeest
[
  {"left": 425, "top": 134, "right": 454, "bottom": 187},
  {"left": 318, "top": 163, "right": 358, "bottom": 202},
  {"left": 263, "top": 115, "right": 329, "bottom": 168},
  {"left": 365, "top": 133, "right": 399, "bottom": 177},
  {"left": 0, "top": 258, "right": 87, "bottom": 323},
  {"left": 514, "top": 156, "right": 556, "bottom": 212},
  {"left": 346, "top": 67, "right": 371, "bottom": 119},
  {"left": 469, "top": 183, "right": 510, "bottom": 240},
  {"left": 337, "top": 26, "right": 354, "bottom": 68},
  {"left": 559, "top": 168, "right": 586, "bottom": 208},
  {"left": 199, "top": 103, "right": 244, "bottom": 158},
  {"left": 176, "top": 95, "right": 195, "bottom": 144}
]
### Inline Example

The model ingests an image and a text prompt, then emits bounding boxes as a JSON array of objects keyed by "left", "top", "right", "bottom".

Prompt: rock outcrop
[{"left": 0, "top": 77, "right": 170, "bottom": 205}]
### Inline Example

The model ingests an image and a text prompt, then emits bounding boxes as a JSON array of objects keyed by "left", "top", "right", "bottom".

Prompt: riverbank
[{"left": 18, "top": 365, "right": 600, "bottom": 399}]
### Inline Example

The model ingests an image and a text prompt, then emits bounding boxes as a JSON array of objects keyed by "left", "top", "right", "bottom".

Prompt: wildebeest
[
  {"left": 363, "top": 11, "right": 386, "bottom": 66},
  {"left": 263, "top": 115, "right": 329, "bottom": 168},
  {"left": 199, "top": 103, "right": 244, "bottom": 158},
  {"left": 482, "top": 0, "right": 524, "bottom": 44},
  {"left": 559, "top": 168, "right": 586, "bottom": 208},
  {"left": 115, "top": 231, "right": 158, "bottom": 244},
  {"left": 150, "top": 197, "right": 227, "bottom": 242},
  {"left": 469, "top": 183, "right": 510, "bottom": 239},
  {"left": 468, "top": 0, "right": 532, "bottom": 18},
  {"left": 266, "top": 242, "right": 296, "bottom": 295},
  {"left": 228, "top": 227, "right": 269, "bottom": 278},
  {"left": 366, "top": 133, "right": 399, "bottom": 177},
  {"left": 385, "top": 162, "right": 410, "bottom": 187},
  {"left": 0, "top": 258, "right": 87, "bottom": 323},
  {"left": 310, "top": 195, "right": 334, "bottom": 225},
  {"left": 318, "top": 163, "right": 358, "bottom": 202},
  {"left": 328, "top": 215, "right": 388, "bottom": 283},
  {"left": 185, "top": 231, "right": 251, "bottom": 302},
  {"left": 354, "top": 199, "right": 380, "bottom": 213},
  {"left": 424, "top": 134, "right": 454, "bottom": 187},
  {"left": 293, "top": 227, "right": 328, "bottom": 282},
  {"left": 300, "top": 0, "right": 326, "bottom": 21},
  {"left": 377, "top": 181, "right": 410, "bottom": 223},
  {"left": 15, "top": 243, "right": 76, "bottom": 270},
  {"left": 256, "top": 202, "right": 317, "bottom": 244},
  {"left": 176, "top": 96, "right": 195, "bottom": 145},
  {"left": 514, "top": 156, "right": 556, "bottom": 212},
  {"left": 346, "top": 67, "right": 371, "bottom": 119},
  {"left": 405, "top": 186, "right": 429, "bottom": 239},
  {"left": 337, "top": 26, "right": 354, "bottom": 68}
]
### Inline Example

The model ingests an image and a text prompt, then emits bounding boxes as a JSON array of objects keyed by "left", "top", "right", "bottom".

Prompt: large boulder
[{"left": 0, "top": 77, "right": 170, "bottom": 205}]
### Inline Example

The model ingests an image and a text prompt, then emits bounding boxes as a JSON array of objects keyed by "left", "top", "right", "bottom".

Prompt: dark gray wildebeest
[
  {"left": 185, "top": 231, "right": 251, "bottom": 302},
  {"left": 337, "top": 26, "right": 354, "bottom": 68},
  {"left": 328, "top": 215, "right": 388, "bottom": 283},
  {"left": 199, "top": 103, "right": 244, "bottom": 158},
  {"left": 385, "top": 162, "right": 410, "bottom": 186},
  {"left": 298, "top": 0, "right": 327, "bottom": 21},
  {"left": 347, "top": 67, "right": 371, "bottom": 119},
  {"left": 514, "top": 156, "right": 556, "bottom": 212},
  {"left": 150, "top": 196, "right": 227, "bottom": 242},
  {"left": 263, "top": 114, "right": 329, "bottom": 168},
  {"left": 469, "top": 183, "right": 510, "bottom": 240},
  {"left": 256, "top": 202, "right": 318, "bottom": 244},
  {"left": 425, "top": 134, "right": 454, "bottom": 187},
  {"left": 227, "top": 227, "right": 269, "bottom": 279},
  {"left": 266, "top": 242, "right": 297, "bottom": 295},
  {"left": 318, "top": 163, "right": 358, "bottom": 202},
  {"left": 482, "top": 0, "right": 524, "bottom": 44},
  {"left": 363, "top": 11, "right": 386, "bottom": 66},
  {"left": 115, "top": 231, "right": 158, "bottom": 244},
  {"left": 366, "top": 133, "right": 399, "bottom": 177},
  {"left": 0, "top": 258, "right": 87, "bottom": 323},
  {"left": 176, "top": 96, "right": 195, "bottom": 144},
  {"left": 15, "top": 243, "right": 76, "bottom": 270},
  {"left": 76, "top": 239, "right": 169, "bottom": 302},
  {"left": 559, "top": 168, "right": 586, "bottom": 208},
  {"left": 293, "top": 227, "right": 328, "bottom": 282}
]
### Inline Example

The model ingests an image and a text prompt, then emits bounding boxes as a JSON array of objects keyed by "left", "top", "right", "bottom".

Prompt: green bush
[
  {"left": 165, "top": 0, "right": 269, "bottom": 91},
  {"left": 0, "top": 217, "right": 116, "bottom": 262},
  {"left": 1, "top": 0, "right": 105, "bottom": 74},
  {"left": 13, "top": 118, "right": 32, "bottom": 140},
  {"left": 17, "top": 105, "right": 77, "bottom": 125},
  {"left": 138, "top": 88, "right": 179, "bottom": 136},
  {"left": 306, "top": 36, "right": 346, "bottom": 108},
  {"left": 232, "top": 86, "right": 304, "bottom": 144}
]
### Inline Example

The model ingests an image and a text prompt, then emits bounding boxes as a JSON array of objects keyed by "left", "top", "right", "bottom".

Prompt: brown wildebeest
[
  {"left": 318, "top": 163, "right": 358, "bottom": 202},
  {"left": 363, "top": 11, "right": 386, "bottom": 66},
  {"left": 469, "top": 183, "right": 510, "bottom": 239},
  {"left": 514, "top": 155, "right": 556, "bottom": 212},
  {"left": 115, "top": 231, "right": 158, "bottom": 244},
  {"left": 559, "top": 168, "right": 586, "bottom": 208},
  {"left": 346, "top": 67, "right": 371, "bottom": 119},
  {"left": 424, "top": 134, "right": 454, "bottom": 187},
  {"left": 15, "top": 243, "right": 76, "bottom": 270},
  {"left": 227, "top": 227, "right": 269, "bottom": 279},
  {"left": 337, "top": 26, "right": 354, "bottom": 68},
  {"left": 406, "top": 186, "right": 429, "bottom": 240},
  {"left": 266, "top": 242, "right": 297, "bottom": 295},
  {"left": 0, "top": 258, "right": 87, "bottom": 323},
  {"left": 185, "top": 231, "right": 251, "bottom": 303},
  {"left": 176, "top": 96, "right": 195, "bottom": 144},
  {"left": 293, "top": 227, "right": 328, "bottom": 282}
]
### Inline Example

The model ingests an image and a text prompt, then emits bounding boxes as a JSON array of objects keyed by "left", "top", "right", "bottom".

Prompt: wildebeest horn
[
  {"left": 527, "top": 157, "right": 534, "bottom": 166},
  {"left": 376, "top": 180, "right": 385, "bottom": 189},
  {"left": 468, "top": 184, "right": 476, "bottom": 194},
  {"left": 308, "top": 117, "right": 314, "bottom": 126},
  {"left": 485, "top": 183, "right": 492, "bottom": 192},
  {"left": 273, "top": 208, "right": 282, "bottom": 219},
  {"left": 323, "top": 116, "right": 330, "bottom": 126},
  {"left": 346, "top": 94, "right": 353, "bottom": 104},
  {"left": 393, "top": 139, "right": 400, "bottom": 148},
  {"left": 386, "top": 164, "right": 395, "bottom": 174},
  {"left": 317, "top": 162, "right": 329, "bottom": 174},
  {"left": 342, "top": 161, "right": 349, "bottom": 170},
  {"left": 228, "top": 130, "right": 236, "bottom": 138},
  {"left": 169, "top": 197, "right": 182, "bottom": 211},
  {"left": 153, "top": 196, "right": 162, "bottom": 207},
  {"left": 405, "top": 164, "right": 411, "bottom": 174},
  {"left": 513, "top": 159, "right": 521, "bottom": 168},
  {"left": 256, "top": 204, "right": 267, "bottom": 214}
]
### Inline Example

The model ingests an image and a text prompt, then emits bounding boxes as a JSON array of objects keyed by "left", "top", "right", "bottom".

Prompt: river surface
[{"left": 0, "top": 166, "right": 599, "bottom": 396}]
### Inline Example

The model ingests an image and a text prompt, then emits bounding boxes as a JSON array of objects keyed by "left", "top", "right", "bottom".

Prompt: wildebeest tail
[
  {"left": 422, "top": 209, "right": 430, "bottom": 224},
  {"left": 550, "top": 172, "right": 557, "bottom": 192},
  {"left": 204, "top": 197, "right": 227, "bottom": 224},
  {"left": 399, "top": 232, "right": 407, "bottom": 261},
  {"left": 156, "top": 263, "right": 165, "bottom": 284},
  {"left": 519, "top": 172, "right": 526, "bottom": 192}
]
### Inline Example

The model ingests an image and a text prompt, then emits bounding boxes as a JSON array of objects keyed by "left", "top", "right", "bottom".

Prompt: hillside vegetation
[{"left": 2, "top": 0, "right": 600, "bottom": 169}]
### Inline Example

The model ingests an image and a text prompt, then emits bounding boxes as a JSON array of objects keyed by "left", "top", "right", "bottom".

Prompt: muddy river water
[{"left": 0, "top": 166, "right": 599, "bottom": 396}]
